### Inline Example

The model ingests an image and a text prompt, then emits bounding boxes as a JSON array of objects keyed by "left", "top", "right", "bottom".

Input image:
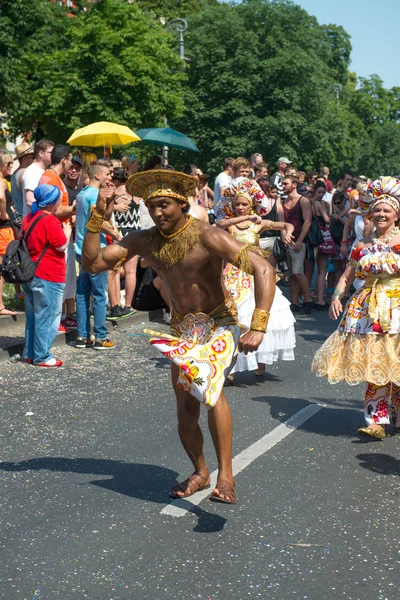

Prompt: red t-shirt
[
  {"left": 325, "top": 179, "right": 334, "bottom": 193},
  {"left": 39, "top": 169, "right": 70, "bottom": 223},
  {"left": 22, "top": 211, "right": 67, "bottom": 282}
]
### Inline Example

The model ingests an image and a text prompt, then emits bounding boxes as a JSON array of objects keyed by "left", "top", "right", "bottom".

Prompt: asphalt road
[{"left": 1, "top": 310, "right": 399, "bottom": 600}]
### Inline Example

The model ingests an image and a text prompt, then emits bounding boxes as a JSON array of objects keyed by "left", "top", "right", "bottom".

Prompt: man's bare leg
[
  {"left": 170, "top": 363, "right": 210, "bottom": 497},
  {"left": 207, "top": 389, "right": 235, "bottom": 503}
]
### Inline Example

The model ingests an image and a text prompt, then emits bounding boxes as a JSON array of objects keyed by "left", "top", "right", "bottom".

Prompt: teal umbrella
[{"left": 136, "top": 127, "right": 199, "bottom": 152}]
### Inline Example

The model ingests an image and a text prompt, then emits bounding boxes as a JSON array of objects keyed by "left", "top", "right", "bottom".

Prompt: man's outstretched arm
[{"left": 82, "top": 188, "right": 141, "bottom": 273}]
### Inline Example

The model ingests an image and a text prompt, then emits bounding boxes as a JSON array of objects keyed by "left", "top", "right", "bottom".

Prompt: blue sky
[{"left": 295, "top": 0, "right": 399, "bottom": 89}]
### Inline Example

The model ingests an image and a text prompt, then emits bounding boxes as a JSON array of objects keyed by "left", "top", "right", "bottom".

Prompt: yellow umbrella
[{"left": 67, "top": 121, "right": 141, "bottom": 148}]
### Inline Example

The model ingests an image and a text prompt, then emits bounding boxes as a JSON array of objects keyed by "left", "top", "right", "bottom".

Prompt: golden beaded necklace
[{"left": 160, "top": 215, "right": 193, "bottom": 239}]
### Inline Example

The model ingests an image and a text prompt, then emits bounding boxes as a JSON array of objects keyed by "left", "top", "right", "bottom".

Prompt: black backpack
[{"left": 0, "top": 214, "right": 50, "bottom": 284}]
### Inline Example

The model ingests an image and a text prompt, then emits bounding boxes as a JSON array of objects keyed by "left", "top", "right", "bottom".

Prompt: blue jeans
[
  {"left": 76, "top": 259, "right": 108, "bottom": 340},
  {"left": 22, "top": 277, "right": 65, "bottom": 364}
]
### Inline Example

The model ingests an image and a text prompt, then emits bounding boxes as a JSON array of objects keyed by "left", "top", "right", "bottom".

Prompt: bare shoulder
[{"left": 300, "top": 194, "right": 311, "bottom": 206}]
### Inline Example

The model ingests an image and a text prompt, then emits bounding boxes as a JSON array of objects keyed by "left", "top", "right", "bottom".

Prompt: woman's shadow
[{"left": 0, "top": 457, "right": 227, "bottom": 533}]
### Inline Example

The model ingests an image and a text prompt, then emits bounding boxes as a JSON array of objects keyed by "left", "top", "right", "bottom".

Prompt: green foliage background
[{"left": 0, "top": 0, "right": 399, "bottom": 179}]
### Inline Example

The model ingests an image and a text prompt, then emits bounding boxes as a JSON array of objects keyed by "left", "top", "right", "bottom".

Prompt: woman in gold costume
[
  {"left": 218, "top": 177, "right": 296, "bottom": 376},
  {"left": 313, "top": 177, "right": 400, "bottom": 440}
]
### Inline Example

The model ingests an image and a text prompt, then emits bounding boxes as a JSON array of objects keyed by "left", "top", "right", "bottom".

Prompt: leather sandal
[
  {"left": 170, "top": 473, "right": 211, "bottom": 498},
  {"left": 357, "top": 426, "right": 386, "bottom": 440},
  {"left": 210, "top": 480, "right": 236, "bottom": 505}
]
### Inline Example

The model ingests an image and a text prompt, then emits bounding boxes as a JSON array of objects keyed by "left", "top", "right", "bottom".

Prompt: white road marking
[{"left": 161, "top": 402, "right": 324, "bottom": 517}]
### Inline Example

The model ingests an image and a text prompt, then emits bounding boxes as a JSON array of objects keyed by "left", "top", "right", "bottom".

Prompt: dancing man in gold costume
[{"left": 82, "top": 170, "right": 276, "bottom": 504}]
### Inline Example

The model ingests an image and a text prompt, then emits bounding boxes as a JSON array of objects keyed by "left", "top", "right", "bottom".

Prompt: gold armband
[
  {"left": 86, "top": 209, "right": 105, "bottom": 233},
  {"left": 348, "top": 258, "right": 357, "bottom": 268},
  {"left": 250, "top": 308, "right": 270, "bottom": 333},
  {"left": 112, "top": 246, "right": 128, "bottom": 272}
]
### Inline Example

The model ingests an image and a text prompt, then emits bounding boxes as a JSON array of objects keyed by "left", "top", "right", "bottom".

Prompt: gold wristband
[
  {"left": 250, "top": 308, "right": 270, "bottom": 333},
  {"left": 332, "top": 289, "right": 343, "bottom": 301},
  {"left": 86, "top": 209, "right": 105, "bottom": 233}
]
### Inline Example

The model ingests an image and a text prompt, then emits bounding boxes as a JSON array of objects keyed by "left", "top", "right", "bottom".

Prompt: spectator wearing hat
[
  {"left": 22, "top": 139, "right": 54, "bottom": 217},
  {"left": 270, "top": 157, "right": 292, "bottom": 198},
  {"left": 21, "top": 184, "right": 72, "bottom": 367},
  {"left": 10, "top": 143, "right": 34, "bottom": 218}
]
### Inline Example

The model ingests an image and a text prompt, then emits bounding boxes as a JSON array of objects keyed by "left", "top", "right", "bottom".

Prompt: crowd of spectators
[{"left": 0, "top": 140, "right": 371, "bottom": 365}]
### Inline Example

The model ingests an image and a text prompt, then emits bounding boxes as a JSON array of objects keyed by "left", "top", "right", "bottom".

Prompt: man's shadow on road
[{"left": 0, "top": 458, "right": 227, "bottom": 533}]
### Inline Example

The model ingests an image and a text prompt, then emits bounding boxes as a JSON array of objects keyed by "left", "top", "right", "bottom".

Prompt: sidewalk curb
[{"left": 0, "top": 309, "right": 163, "bottom": 363}]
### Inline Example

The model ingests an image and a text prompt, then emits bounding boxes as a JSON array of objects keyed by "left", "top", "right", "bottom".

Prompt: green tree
[
  {"left": 176, "top": 0, "right": 354, "bottom": 173},
  {"left": 2, "top": 0, "right": 186, "bottom": 143},
  {"left": 0, "top": 0, "right": 69, "bottom": 136}
]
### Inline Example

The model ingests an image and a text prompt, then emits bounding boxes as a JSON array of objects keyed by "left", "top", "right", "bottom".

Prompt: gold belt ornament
[{"left": 364, "top": 274, "right": 400, "bottom": 332}]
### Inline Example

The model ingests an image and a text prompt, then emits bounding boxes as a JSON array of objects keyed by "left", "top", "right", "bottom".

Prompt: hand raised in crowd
[
  {"left": 96, "top": 186, "right": 116, "bottom": 216},
  {"left": 329, "top": 299, "right": 343, "bottom": 320}
]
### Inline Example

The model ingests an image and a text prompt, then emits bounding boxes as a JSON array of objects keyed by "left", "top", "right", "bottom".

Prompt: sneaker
[
  {"left": 93, "top": 339, "right": 115, "bottom": 350},
  {"left": 61, "top": 316, "right": 77, "bottom": 330},
  {"left": 58, "top": 324, "right": 71, "bottom": 333},
  {"left": 75, "top": 338, "right": 94, "bottom": 349},
  {"left": 302, "top": 301, "right": 314, "bottom": 314},
  {"left": 106, "top": 305, "right": 122, "bottom": 320},
  {"left": 68, "top": 312, "right": 77, "bottom": 321},
  {"left": 35, "top": 359, "right": 63, "bottom": 367},
  {"left": 119, "top": 306, "right": 137, "bottom": 318},
  {"left": 290, "top": 303, "right": 301, "bottom": 314}
]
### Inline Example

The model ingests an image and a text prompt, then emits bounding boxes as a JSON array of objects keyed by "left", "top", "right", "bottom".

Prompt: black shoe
[
  {"left": 106, "top": 305, "right": 122, "bottom": 320},
  {"left": 302, "top": 301, "right": 314, "bottom": 314},
  {"left": 75, "top": 338, "right": 94, "bottom": 349},
  {"left": 118, "top": 306, "right": 137, "bottom": 318},
  {"left": 290, "top": 303, "right": 301, "bottom": 313},
  {"left": 315, "top": 302, "right": 330, "bottom": 310}
]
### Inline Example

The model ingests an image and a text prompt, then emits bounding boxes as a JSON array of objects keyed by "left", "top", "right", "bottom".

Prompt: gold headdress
[{"left": 126, "top": 169, "right": 198, "bottom": 205}]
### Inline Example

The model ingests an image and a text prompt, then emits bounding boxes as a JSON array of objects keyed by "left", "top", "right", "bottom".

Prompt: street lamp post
[
  {"left": 165, "top": 18, "right": 188, "bottom": 61},
  {"left": 331, "top": 83, "right": 342, "bottom": 105},
  {"left": 162, "top": 18, "right": 188, "bottom": 166}
]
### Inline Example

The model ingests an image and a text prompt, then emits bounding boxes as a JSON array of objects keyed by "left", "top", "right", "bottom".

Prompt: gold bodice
[{"left": 231, "top": 222, "right": 260, "bottom": 247}]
